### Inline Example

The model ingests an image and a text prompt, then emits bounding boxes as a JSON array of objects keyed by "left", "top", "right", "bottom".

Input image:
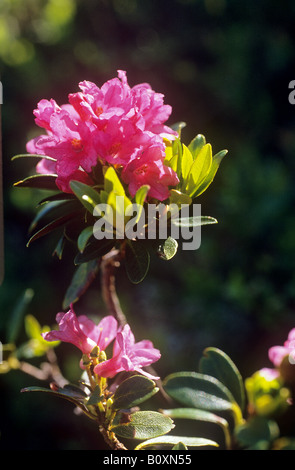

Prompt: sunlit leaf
[
  {"left": 14, "top": 174, "right": 58, "bottom": 190},
  {"left": 110, "top": 411, "right": 174, "bottom": 440},
  {"left": 70, "top": 180, "right": 101, "bottom": 214},
  {"left": 157, "top": 237, "right": 178, "bottom": 261},
  {"left": 134, "top": 435, "right": 218, "bottom": 450},
  {"left": 199, "top": 347, "right": 245, "bottom": 412}
]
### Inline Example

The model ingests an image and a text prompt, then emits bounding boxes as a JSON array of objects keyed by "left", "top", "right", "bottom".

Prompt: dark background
[{"left": 1, "top": 0, "right": 295, "bottom": 450}]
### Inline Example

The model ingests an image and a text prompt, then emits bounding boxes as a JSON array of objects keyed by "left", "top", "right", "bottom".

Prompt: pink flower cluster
[
  {"left": 42, "top": 306, "right": 161, "bottom": 380},
  {"left": 268, "top": 328, "right": 295, "bottom": 367},
  {"left": 27, "top": 70, "right": 179, "bottom": 201}
]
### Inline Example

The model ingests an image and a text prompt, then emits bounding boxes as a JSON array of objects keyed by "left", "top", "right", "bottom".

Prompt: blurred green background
[{"left": 1, "top": 0, "right": 295, "bottom": 450}]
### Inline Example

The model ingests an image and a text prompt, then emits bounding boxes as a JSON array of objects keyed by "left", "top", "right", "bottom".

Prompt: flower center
[
  {"left": 96, "top": 106, "right": 103, "bottom": 117},
  {"left": 135, "top": 164, "right": 148, "bottom": 175},
  {"left": 71, "top": 138, "right": 84, "bottom": 152},
  {"left": 109, "top": 142, "right": 121, "bottom": 157}
]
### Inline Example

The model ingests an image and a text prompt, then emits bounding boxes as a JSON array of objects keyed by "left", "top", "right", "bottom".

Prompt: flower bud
[{"left": 245, "top": 368, "right": 291, "bottom": 417}]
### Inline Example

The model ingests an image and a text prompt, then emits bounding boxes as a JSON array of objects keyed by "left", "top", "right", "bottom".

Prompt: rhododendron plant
[{"left": 8, "top": 70, "right": 295, "bottom": 452}]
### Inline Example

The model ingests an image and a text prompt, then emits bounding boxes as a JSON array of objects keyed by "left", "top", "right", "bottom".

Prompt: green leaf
[
  {"left": 163, "top": 371, "right": 235, "bottom": 412},
  {"left": 77, "top": 227, "right": 94, "bottom": 253},
  {"left": 135, "top": 185, "right": 150, "bottom": 206},
  {"left": 188, "top": 134, "right": 206, "bottom": 157},
  {"left": 12, "top": 153, "right": 56, "bottom": 162},
  {"left": 125, "top": 240, "right": 150, "bottom": 284},
  {"left": 234, "top": 416, "right": 279, "bottom": 449},
  {"left": 70, "top": 180, "right": 101, "bottom": 214},
  {"left": 6, "top": 289, "right": 34, "bottom": 343},
  {"left": 181, "top": 144, "right": 194, "bottom": 185},
  {"left": 185, "top": 143, "right": 212, "bottom": 197},
  {"left": 112, "top": 375, "right": 159, "bottom": 411},
  {"left": 20, "top": 384, "right": 92, "bottom": 417},
  {"left": 86, "top": 385, "right": 104, "bottom": 406},
  {"left": 171, "top": 216, "right": 218, "bottom": 227},
  {"left": 170, "top": 121, "right": 186, "bottom": 136},
  {"left": 74, "top": 238, "right": 114, "bottom": 265},
  {"left": 157, "top": 237, "right": 178, "bottom": 261},
  {"left": 37, "top": 192, "right": 76, "bottom": 206},
  {"left": 29, "top": 200, "right": 80, "bottom": 233},
  {"left": 110, "top": 411, "right": 174, "bottom": 440},
  {"left": 26, "top": 211, "right": 82, "bottom": 247},
  {"left": 104, "top": 166, "right": 126, "bottom": 196},
  {"left": 192, "top": 149, "right": 228, "bottom": 198},
  {"left": 134, "top": 435, "right": 218, "bottom": 450},
  {"left": 52, "top": 234, "right": 66, "bottom": 260},
  {"left": 169, "top": 189, "right": 192, "bottom": 206},
  {"left": 163, "top": 371, "right": 244, "bottom": 426},
  {"left": 199, "top": 347, "right": 245, "bottom": 412},
  {"left": 63, "top": 259, "right": 99, "bottom": 309},
  {"left": 162, "top": 408, "right": 231, "bottom": 449},
  {"left": 14, "top": 174, "right": 58, "bottom": 190}
]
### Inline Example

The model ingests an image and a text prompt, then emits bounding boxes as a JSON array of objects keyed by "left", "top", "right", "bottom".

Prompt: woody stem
[{"left": 101, "top": 249, "right": 126, "bottom": 328}]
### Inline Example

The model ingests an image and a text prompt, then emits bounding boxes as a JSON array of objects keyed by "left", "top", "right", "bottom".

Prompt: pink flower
[
  {"left": 93, "top": 324, "right": 161, "bottom": 379},
  {"left": 27, "top": 70, "right": 178, "bottom": 198},
  {"left": 268, "top": 328, "right": 295, "bottom": 367},
  {"left": 42, "top": 306, "right": 118, "bottom": 355},
  {"left": 122, "top": 143, "right": 179, "bottom": 200}
]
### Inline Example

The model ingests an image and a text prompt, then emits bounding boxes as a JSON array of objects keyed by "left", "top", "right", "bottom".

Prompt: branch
[{"left": 101, "top": 249, "right": 127, "bottom": 327}]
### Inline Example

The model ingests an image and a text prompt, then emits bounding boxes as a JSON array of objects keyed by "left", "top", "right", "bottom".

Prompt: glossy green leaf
[
  {"left": 169, "top": 189, "right": 192, "bottom": 206},
  {"left": 192, "top": 149, "right": 228, "bottom": 198},
  {"left": 29, "top": 200, "right": 80, "bottom": 233},
  {"left": 110, "top": 411, "right": 174, "bottom": 440},
  {"left": 188, "top": 134, "right": 206, "bottom": 158},
  {"left": 181, "top": 144, "right": 194, "bottom": 185},
  {"left": 199, "top": 347, "right": 245, "bottom": 412},
  {"left": 74, "top": 237, "right": 114, "bottom": 265},
  {"left": 37, "top": 192, "right": 76, "bottom": 206},
  {"left": 157, "top": 237, "right": 178, "bottom": 260},
  {"left": 134, "top": 435, "right": 218, "bottom": 450},
  {"left": 172, "top": 216, "right": 217, "bottom": 227},
  {"left": 26, "top": 211, "right": 81, "bottom": 247},
  {"left": 135, "top": 185, "right": 150, "bottom": 206},
  {"left": 77, "top": 226, "right": 94, "bottom": 253},
  {"left": 12, "top": 153, "right": 56, "bottom": 161},
  {"left": 70, "top": 180, "right": 101, "bottom": 214},
  {"left": 104, "top": 166, "right": 126, "bottom": 196},
  {"left": 112, "top": 375, "right": 159, "bottom": 411},
  {"left": 163, "top": 371, "right": 235, "bottom": 413},
  {"left": 186, "top": 143, "right": 212, "bottom": 197},
  {"left": 125, "top": 240, "right": 150, "bottom": 284},
  {"left": 63, "top": 259, "right": 99, "bottom": 309},
  {"left": 162, "top": 408, "right": 231, "bottom": 449},
  {"left": 170, "top": 121, "right": 187, "bottom": 136},
  {"left": 20, "top": 384, "right": 92, "bottom": 417},
  {"left": 14, "top": 174, "right": 58, "bottom": 190},
  {"left": 52, "top": 234, "right": 65, "bottom": 260}
]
